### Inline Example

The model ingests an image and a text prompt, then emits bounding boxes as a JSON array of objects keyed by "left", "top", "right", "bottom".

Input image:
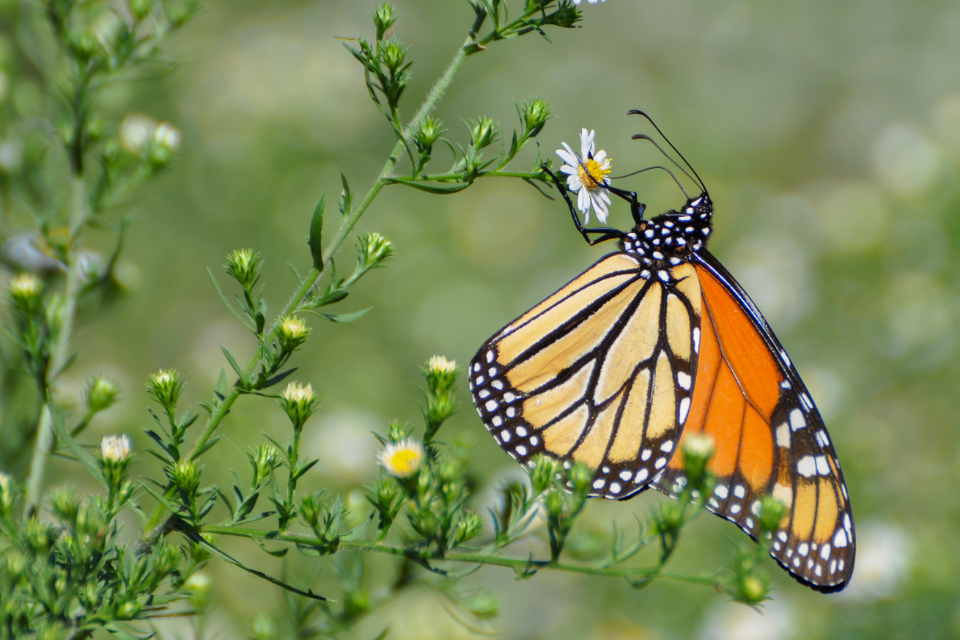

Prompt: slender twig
[
  {"left": 203, "top": 524, "right": 722, "bottom": 588},
  {"left": 24, "top": 176, "right": 88, "bottom": 517}
]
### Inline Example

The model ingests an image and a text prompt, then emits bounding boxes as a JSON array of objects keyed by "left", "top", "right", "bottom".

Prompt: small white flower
[
  {"left": 427, "top": 355, "right": 457, "bottom": 375},
  {"left": 154, "top": 122, "right": 182, "bottom": 151},
  {"left": 840, "top": 520, "right": 912, "bottom": 601},
  {"left": 572, "top": 0, "right": 606, "bottom": 6},
  {"left": 282, "top": 381, "right": 315, "bottom": 405},
  {"left": 101, "top": 434, "right": 132, "bottom": 462},
  {"left": 377, "top": 438, "right": 425, "bottom": 478},
  {"left": 119, "top": 114, "right": 158, "bottom": 153},
  {"left": 556, "top": 128, "right": 613, "bottom": 223}
]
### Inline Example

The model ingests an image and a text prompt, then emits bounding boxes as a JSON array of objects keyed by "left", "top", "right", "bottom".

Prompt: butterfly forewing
[
  {"left": 653, "top": 252, "right": 855, "bottom": 591},
  {"left": 470, "top": 253, "right": 703, "bottom": 499}
]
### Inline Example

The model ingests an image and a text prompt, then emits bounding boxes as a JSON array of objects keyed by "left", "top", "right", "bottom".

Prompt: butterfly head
[{"left": 620, "top": 191, "right": 713, "bottom": 267}]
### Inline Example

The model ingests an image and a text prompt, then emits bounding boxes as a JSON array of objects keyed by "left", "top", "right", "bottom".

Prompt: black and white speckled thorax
[{"left": 619, "top": 194, "right": 713, "bottom": 275}]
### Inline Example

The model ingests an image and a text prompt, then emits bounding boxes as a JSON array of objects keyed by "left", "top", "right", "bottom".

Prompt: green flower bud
[
  {"left": 469, "top": 117, "right": 497, "bottom": 150},
  {"left": 279, "top": 381, "right": 318, "bottom": 430},
  {"left": 50, "top": 487, "right": 80, "bottom": 523},
  {"left": 225, "top": 248, "right": 261, "bottom": 290},
  {"left": 372, "top": 3, "right": 397, "bottom": 40},
  {"left": 300, "top": 492, "right": 326, "bottom": 528},
  {"left": 521, "top": 98, "right": 551, "bottom": 137},
  {"left": 23, "top": 519, "right": 54, "bottom": 553},
  {"left": 462, "top": 589, "right": 500, "bottom": 620},
  {"left": 250, "top": 443, "right": 279, "bottom": 486},
  {"left": 251, "top": 612, "right": 277, "bottom": 640},
  {"left": 0, "top": 472, "right": 16, "bottom": 518},
  {"left": 681, "top": 432, "right": 715, "bottom": 493},
  {"left": 414, "top": 117, "right": 444, "bottom": 152},
  {"left": 146, "top": 369, "right": 184, "bottom": 411},
  {"left": 130, "top": 0, "right": 155, "bottom": 20},
  {"left": 567, "top": 461, "right": 593, "bottom": 496},
  {"left": 277, "top": 316, "right": 310, "bottom": 353},
  {"left": 185, "top": 572, "right": 213, "bottom": 611},
  {"left": 153, "top": 542, "right": 180, "bottom": 578},
  {"left": 375, "top": 477, "right": 399, "bottom": 507},
  {"left": 424, "top": 355, "right": 458, "bottom": 395},
  {"left": 731, "top": 552, "right": 771, "bottom": 605},
  {"left": 357, "top": 232, "right": 394, "bottom": 271},
  {"left": 380, "top": 39, "right": 406, "bottom": 72},
  {"left": 456, "top": 510, "right": 484, "bottom": 544},
  {"left": 85, "top": 375, "right": 120, "bottom": 414},
  {"left": 530, "top": 455, "right": 558, "bottom": 495},
  {"left": 758, "top": 494, "right": 789, "bottom": 536},
  {"left": 544, "top": 489, "right": 564, "bottom": 519},
  {"left": 170, "top": 459, "right": 202, "bottom": 498},
  {"left": 385, "top": 419, "right": 413, "bottom": 443},
  {"left": 8, "top": 273, "right": 43, "bottom": 314}
]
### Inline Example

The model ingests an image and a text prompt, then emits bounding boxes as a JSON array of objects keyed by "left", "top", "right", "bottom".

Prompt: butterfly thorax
[{"left": 620, "top": 194, "right": 713, "bottom": 270}]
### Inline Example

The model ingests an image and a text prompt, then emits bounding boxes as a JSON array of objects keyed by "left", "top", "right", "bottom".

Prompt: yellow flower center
[
  {"left": 577, "top": 157, "right": 610, "bottom": 191},
  {"left": 388, "top": 449, "right": 420, "bottom": 476}
]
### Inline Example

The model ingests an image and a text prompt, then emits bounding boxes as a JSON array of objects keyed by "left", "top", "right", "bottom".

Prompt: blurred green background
[{"left": 4, "top": 0, "right": 960, "bottom": 638}]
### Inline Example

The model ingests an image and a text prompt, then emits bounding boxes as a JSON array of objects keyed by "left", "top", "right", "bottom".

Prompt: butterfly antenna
[
  {"left": 627, "top": 110, "right": 707, "bottom": 194},
  {"left": 611, "top": 165, "right": 691, "bottom": 200},
  {"left": 627, "top": 134, "right": 699, "bottom": 192}
]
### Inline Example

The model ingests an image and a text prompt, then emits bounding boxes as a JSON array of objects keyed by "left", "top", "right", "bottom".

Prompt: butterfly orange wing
[{"left": 653, "top": 250, "right": 855, "bottom": 592}]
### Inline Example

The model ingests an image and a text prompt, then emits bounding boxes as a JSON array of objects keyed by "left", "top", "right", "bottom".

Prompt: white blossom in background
[
  {"left": 572, "top": 0, "right": 606, "bottom": 5},
  {"left": 120, "top": 114, "right": 158, "bottom": 153},
  {"left": 557, "top": 128, "right": 613, "bottom": 223},
  {"left": 698, "top": 598, "right": 795, "bottom": 640},
  {"left": 840, "top": 520, "right": 912, "bottom": 601}
]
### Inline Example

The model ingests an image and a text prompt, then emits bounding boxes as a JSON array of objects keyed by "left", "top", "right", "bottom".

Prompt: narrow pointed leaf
[
  {"left": 51, "top": 407, "right": 107, "bottom": 489},
  {"left": 309, "top": 191, "right": 326, "bottom": 271}
]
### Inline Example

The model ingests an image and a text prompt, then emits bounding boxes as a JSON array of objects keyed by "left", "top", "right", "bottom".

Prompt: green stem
[
  {"left": 143, "top": 33, "right": 475, "bottom": 539},
  {"left": 203, "top": 524, "right": 720, "bottom": 587},
  {"left": 24, "top": 177, "right": 88, "bottom": 517}
]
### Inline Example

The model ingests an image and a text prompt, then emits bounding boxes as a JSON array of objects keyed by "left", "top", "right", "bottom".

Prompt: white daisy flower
[
  {"left": 556, "top": 128, "right": 613, "bottom": 223},
  {"left": 377, "top": 438, "right": 425, "bottom": 478}
]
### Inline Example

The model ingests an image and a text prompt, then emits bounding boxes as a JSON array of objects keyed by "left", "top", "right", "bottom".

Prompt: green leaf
[
  {"left": 178, "top": 525, "right": 326, "bottom": 600},
  {"left": 386, "top": 178, "right": 472, "bottom": 194},
  {"left": 51, "top": 407, "right": 108, "bottom": 489},
  {"left": 309, "top": 191, "right": 326, "bottom": 272},
  {"left": 208, "top": 269, "right": 254, "bottom": 330},
  {"left": 306, "top": 308, "right": 371, "bottom": 323},
  {"left": 221, "top": 346, "right": 246, "bottom": 385},
  {"left": 338, "top": 172, "right": 352, "bottom": 218},
  {"left": 192, "top": 435, "right": 221, "bottom": 458}
]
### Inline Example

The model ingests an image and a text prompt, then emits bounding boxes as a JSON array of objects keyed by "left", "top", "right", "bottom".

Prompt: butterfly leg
[
  {"left": 604, "top": 184, "right": 646, "bottom": 225},
  {"left": 542, "top": 164, "right": 625, "bottom": 246}
]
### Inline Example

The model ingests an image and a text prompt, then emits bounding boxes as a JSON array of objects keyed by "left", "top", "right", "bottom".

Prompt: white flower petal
[
  {"left": 557, "top": 143, "right": 579, "bottom": 166},
  {"left": 567, "top": 174, "right": 582, "bottom": 191},
  {"left": 593, "top": 149, "right": 607, "bottom": 163},
  {"left": 559, "top": 164, "right": 577, "bottom": 175},
  {"left": 578, "top": 188, "right": 591, "bottom": 216},
  {"left": 580, "top": 129, "right": 595, "bottom": 158}
]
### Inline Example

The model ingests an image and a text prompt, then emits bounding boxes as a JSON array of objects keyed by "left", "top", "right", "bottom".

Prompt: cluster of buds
[
  {"left": 249, "top": 443, "right": 279, "bottom": 487},
  {"left": 543, "top": 460, "right": 593, "bottom": 560},
  {"left": 422, "top": 355, "right": 460, "bottom": 443},
  {"left": 347, "top": 4, "right": 411, "bottom": 114}
]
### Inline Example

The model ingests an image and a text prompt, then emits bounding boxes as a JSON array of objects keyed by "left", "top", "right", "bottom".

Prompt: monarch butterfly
[{"left": 468, "top": 111, "right": 855, "bottom": 592}]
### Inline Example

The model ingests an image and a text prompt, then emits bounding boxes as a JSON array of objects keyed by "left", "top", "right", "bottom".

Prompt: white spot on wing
[
  {"left": 797, "top": 456, "right": 816, "bottom": 477},
  {"left": 679, "top": 397, "right": 691, "bottom": 423},
  {"left": 677, "top": 371, "right": 691, "bottom": 390},
  {"left": 776, "top": 423, "right": 791, "bottom": 448},
  {"left": 790, "top": 409, "right": 806, "bottom": 431}
]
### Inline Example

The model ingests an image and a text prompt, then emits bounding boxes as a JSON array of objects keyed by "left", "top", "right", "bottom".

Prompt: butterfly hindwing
[
  {"left": 653, "top": 250, "right": 855, "bottom": 591},
  {"left": 470, "top": 253, "right": 702, "bottom": 499}
]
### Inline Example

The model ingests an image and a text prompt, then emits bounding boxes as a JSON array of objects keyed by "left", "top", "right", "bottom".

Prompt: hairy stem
[
  {"left": 203, "top": 524, "right": 721, "bottom": 588},
  {"left": 24, "top": 177, "right": 87, "bottom": 517}
]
